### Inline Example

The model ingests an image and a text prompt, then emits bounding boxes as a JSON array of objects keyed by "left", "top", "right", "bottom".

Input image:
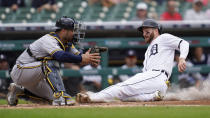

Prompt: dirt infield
[{"left": 1, "top": 100, "right": 210, "bottom": 109}]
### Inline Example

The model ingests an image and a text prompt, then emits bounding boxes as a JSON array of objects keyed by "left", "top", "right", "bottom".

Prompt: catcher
[{"left": 7, "top": 16, "right": 101, "bottom": 106}]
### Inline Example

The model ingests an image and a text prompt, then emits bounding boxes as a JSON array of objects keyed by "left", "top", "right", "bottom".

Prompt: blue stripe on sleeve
[{"left": 52, "top": 51, "right": 82, "bottom": 63}]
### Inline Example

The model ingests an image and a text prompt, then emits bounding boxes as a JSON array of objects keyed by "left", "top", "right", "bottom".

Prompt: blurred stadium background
[{"left": 0, "top": 0, "right": 210, "bottom": 100}]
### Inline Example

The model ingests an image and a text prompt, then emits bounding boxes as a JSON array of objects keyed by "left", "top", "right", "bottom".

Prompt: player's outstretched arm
[
  {"left": 52, "top": 51, "right": 82, "bottom": 63},
  {"left": 178, "top": 40, "right": 189, "bottom": 72},
  {"left": 178, "top": 58, "right": 186, "bottom": 72}
]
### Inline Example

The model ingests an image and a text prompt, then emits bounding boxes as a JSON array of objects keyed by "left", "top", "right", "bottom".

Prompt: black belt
[
  {"left": 26, "top": 48, "right": 33, "bottom": 57},
  {"left": 26, "top": 48, "right": 43, "bottom": 61},
  {"left": 152, "top": 69, "right": 168, "bottom": 78}
]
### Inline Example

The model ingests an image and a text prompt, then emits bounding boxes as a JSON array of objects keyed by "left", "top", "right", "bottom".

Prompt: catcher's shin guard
[
  {"left": 43, "top": 60, "right": 75, "bottom": 105},
  {"left": 43, "top": 60, "right": 65, "bottom": 92}
]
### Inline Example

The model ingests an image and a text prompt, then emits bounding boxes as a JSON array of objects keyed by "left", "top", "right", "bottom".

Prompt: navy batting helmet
[
  {"left": 137, "top": 19, "right": 162, "bottom": 34},
  {"left": 53, "top": 16, "right": 86, "bottom": 44}
]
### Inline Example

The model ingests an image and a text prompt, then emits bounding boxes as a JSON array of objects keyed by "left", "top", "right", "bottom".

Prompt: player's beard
[
  {"left": 144, "top": 30, "right": 154, "bottom": 44},
  {"left": 64, "top": 31, "right": 73, "bottom": 43}
]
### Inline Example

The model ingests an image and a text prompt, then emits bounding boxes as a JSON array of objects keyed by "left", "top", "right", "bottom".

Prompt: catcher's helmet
[
  {"left": 53, "top": 16, "right": 86, "bottom": 44},
  {"left": 53, "top": 16, "right": 75, "bottom": 30},
  {"left": 137, "top": 19, "right": 162, "bottom": 34}
]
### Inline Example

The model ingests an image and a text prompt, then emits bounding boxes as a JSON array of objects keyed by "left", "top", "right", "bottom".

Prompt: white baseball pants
[{"left": 88, "top": 70, "right": 168, "bottom": 102}]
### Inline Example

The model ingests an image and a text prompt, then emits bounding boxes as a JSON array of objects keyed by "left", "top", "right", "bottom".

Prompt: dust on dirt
[
  {"left": 1, "top": 100, "right": 210, "bottom": 109},
  {"left": 165, "top": 80, "right": 210, "bottom": 100}
]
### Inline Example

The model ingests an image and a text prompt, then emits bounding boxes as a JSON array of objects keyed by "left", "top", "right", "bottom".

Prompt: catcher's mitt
[{"left": 90, "top": 46, "right": 108, "bottom": 53}]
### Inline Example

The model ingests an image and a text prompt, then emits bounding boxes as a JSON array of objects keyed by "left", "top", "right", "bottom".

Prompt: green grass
[
  {"left": 0, "top": 99, "right": 31, "bottom": 105},
  {"left": 0, "top": 106, "right": 210, "bottom": 118},
  {"left": 1, "top": 99, "right": 210, "bottom": 118}
]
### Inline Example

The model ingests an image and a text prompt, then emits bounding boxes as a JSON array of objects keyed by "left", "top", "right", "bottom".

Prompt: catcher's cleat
[
  {"left": 64, "top": 97, "right": 76, "bottom": 106},
  {"left": 7, "top": 83, "right": 24, "bottom": 106},
  {"left": 52, "top": 92, "right": 75, "bottom": 106},
  {"left": 52, "top": 96, "right": 65, "bottom": 106},
  {"left": 76, "top": 93, "right": 91, "bottom": 103},
  {"left": 63, "top": 93, "right": 75, "bottom": 106},
  {"left": 154, "top": 90, "right": 163, "bottom": 101}
]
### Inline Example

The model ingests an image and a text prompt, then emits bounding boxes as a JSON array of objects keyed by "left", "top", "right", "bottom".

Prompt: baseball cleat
[
  {"left": 52, "top": 96, "right": 75, "bottom": 106},
  {"left": 76, "top": 93, "right": 91, "bottom": 103},
  {"left": 52, "top": 96, "right": 66, "bottom": 106},
  {"left": 7, "top": 83, "right": 24, "bottom": 106},
  {"left": 52, "top": 92, "right": 75, "bottom": 106},
  {"left": 65, "top": 97, "right": 76, "bottom": 106},
  {"left": 63, "top": 93, "right": 76, "bottom": 106},
  {"left": 154, "top": 90, "right": 163, "bottom": 101}
]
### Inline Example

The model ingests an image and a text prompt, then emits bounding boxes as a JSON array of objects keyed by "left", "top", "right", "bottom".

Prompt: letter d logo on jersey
[{"left": 150, "top": 44, "right": 158, "bottom": 57}]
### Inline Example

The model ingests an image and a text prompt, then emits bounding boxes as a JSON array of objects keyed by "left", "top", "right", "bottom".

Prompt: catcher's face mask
[{"left": 73, "top": 22, "right": 86, "bottom": 45}]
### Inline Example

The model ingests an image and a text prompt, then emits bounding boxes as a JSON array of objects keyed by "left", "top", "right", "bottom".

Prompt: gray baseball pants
[{"left": 10, "top": 63, "right": 54, "bottom": 100}]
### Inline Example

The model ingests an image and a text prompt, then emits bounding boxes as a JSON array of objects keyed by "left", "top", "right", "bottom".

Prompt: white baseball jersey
[
  {"left": 16, "top": 33, "right": 80, "bottom": 67},
  {"left": 87, "top": 33, "right": 189, "bottom": 102},
  {"left": 142, "top": 33, "right": 189, "bottom": 77}
]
